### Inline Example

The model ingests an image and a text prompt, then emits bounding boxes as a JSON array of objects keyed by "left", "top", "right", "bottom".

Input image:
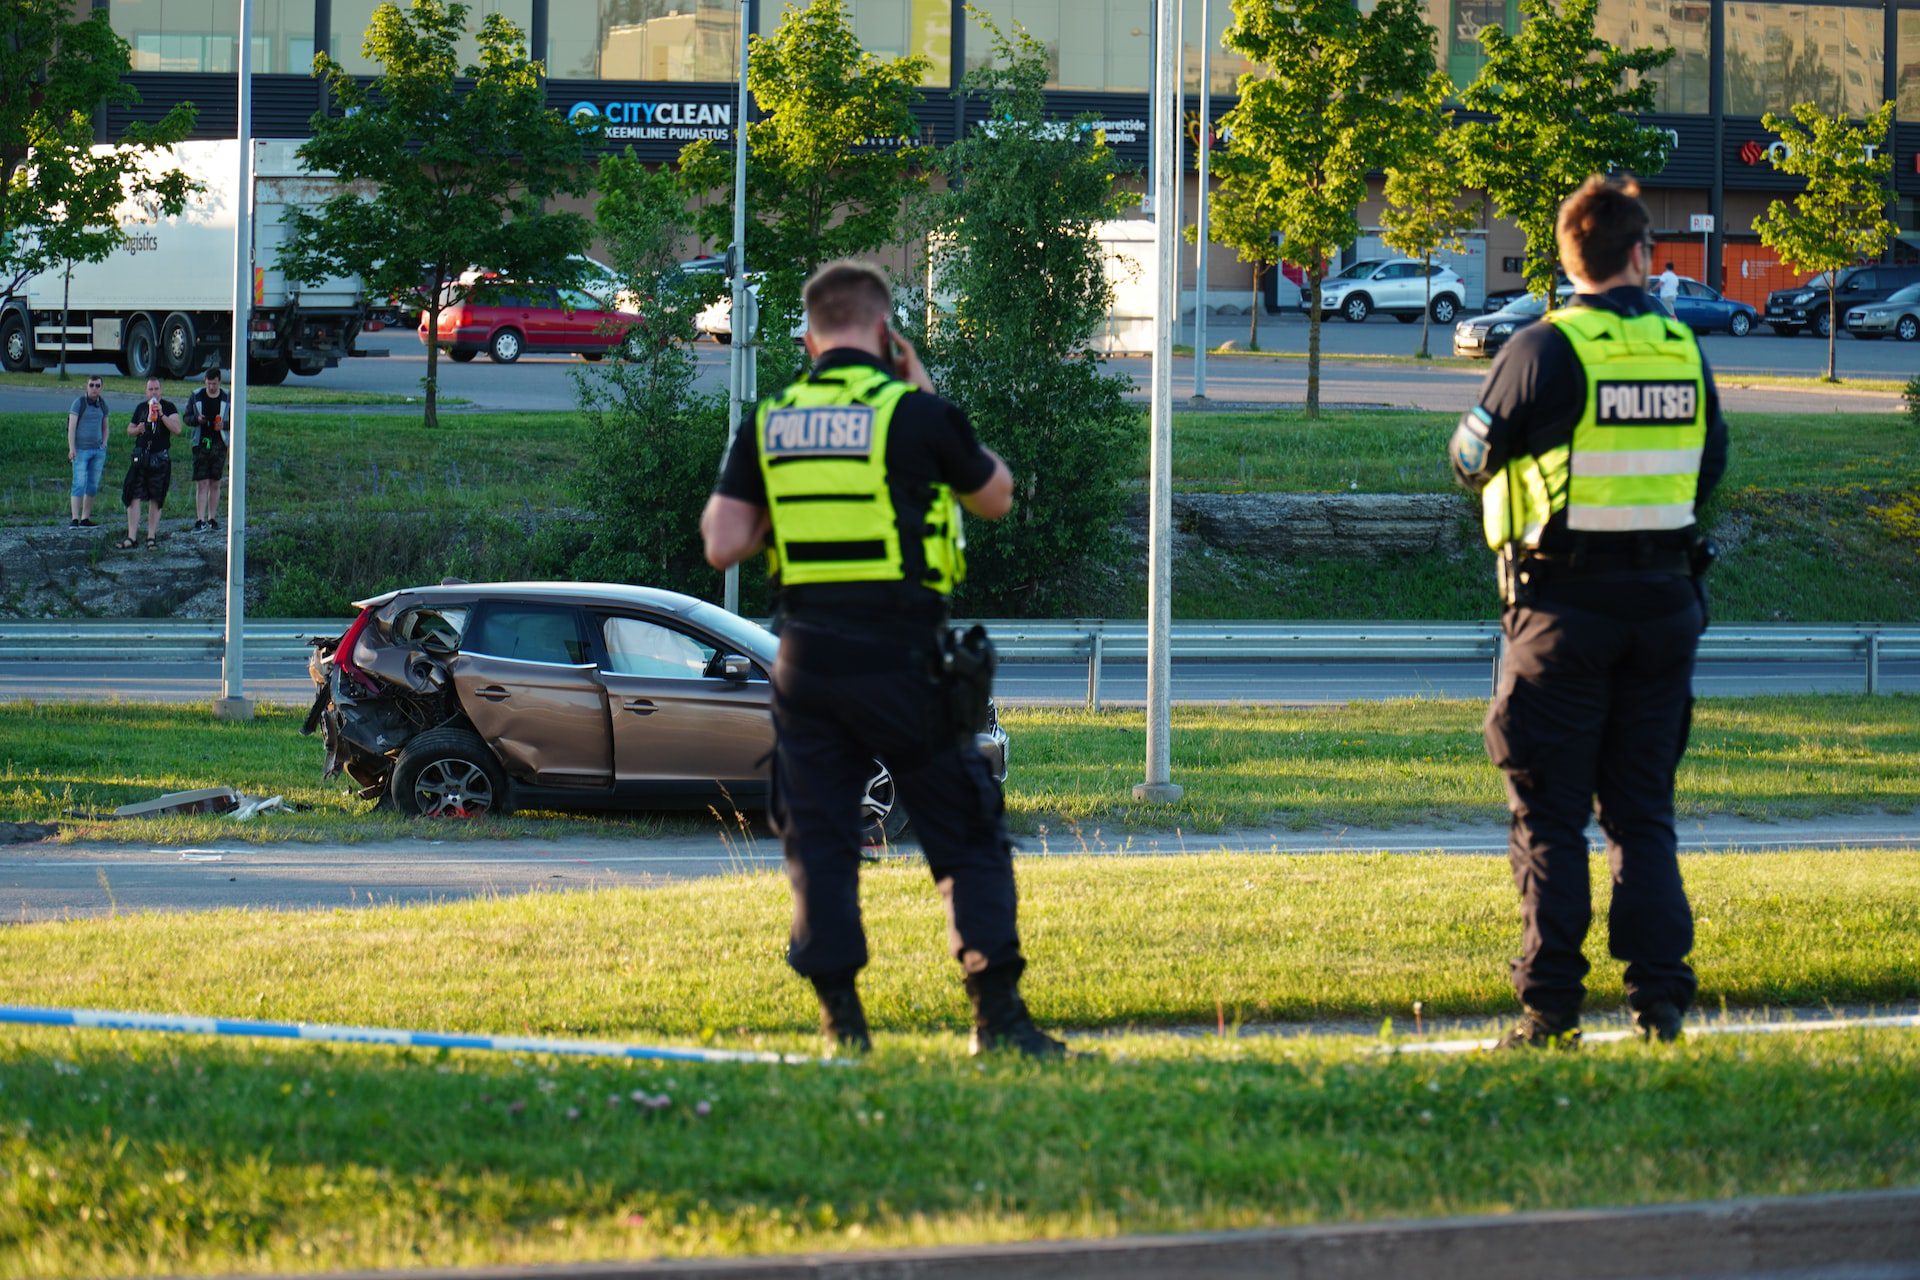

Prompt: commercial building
[{"left": 96, "top": 0, "right": 1920, "bottom": 304}]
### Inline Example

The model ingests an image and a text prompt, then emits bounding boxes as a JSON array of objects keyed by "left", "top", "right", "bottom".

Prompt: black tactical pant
[
  {"left": 771, "top": 618, "right": 1022, "bottom": 982},
  {"left": 1484, "top": 593, "right": 1702, "bottom": 1019}
]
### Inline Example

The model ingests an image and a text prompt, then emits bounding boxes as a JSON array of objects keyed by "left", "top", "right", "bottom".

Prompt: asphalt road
[
  {"left": 1, "top": 655, "right": 1912, "bottom": 705},
  {"left": 6, "top": 813, "right": 1915, "bottom": 922},
  {"left": 0, "top": 316, "right": 1905, "bottom": 418}
]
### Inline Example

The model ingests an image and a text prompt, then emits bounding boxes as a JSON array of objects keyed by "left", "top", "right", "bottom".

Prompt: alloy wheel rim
[
  {"left": 414, "top": 759, "right": 492, "bottom": 818},
  {"left": 861, "top": 762, "right": 894, "bottom": 826}
]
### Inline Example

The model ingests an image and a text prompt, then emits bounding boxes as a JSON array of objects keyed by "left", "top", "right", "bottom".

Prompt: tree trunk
[
  {"left": 1248, "top": 267, "right": 1262, "bottom": 351},
  {"left": 424, "top": 293, "right": 443, "bottom": 430},
  {"left": 1417, "top": 251, "right": 1433, "bottom": 360},
  {"left": 1305, "top": 262, "right": 1324, "bottom": 419},
  {"left": 1826, "top": 294, "right": 1837, "bottom": 381}
]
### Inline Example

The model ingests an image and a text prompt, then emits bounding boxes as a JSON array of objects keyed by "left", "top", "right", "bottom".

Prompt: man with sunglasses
[
  {"left": 1448, "top": 175, "right": 1729, "bottom": 1050},
  {"left": 66, "top": 377, "right": 111, "bottom": 527}
]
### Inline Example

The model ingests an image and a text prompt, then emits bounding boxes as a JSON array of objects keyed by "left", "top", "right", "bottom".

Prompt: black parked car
[
  {"left": 1765, "top": 264, "right": 1920, "bottom": 338},
  {"left": 1452, "top": 293, "right": 1548, "bottom": 357}
]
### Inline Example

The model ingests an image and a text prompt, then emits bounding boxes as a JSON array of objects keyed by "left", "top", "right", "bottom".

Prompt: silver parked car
[
  {"left": 1313, "top": 258, "right": 1467, "bottom": 324},
  {"left": 1844, "top": 283, "right": 1920, "bottom": 342}
]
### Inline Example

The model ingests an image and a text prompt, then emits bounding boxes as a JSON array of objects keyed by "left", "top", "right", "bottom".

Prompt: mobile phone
[{"left": 886, "top": 329, "right": 905, "bottom": 377}]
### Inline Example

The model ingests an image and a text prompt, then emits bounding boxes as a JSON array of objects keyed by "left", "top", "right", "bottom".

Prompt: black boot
[
  {"left": 1493, "top": 1005, "right": 1581, "bottom": 1050},
  {"left": 1633, "top": 1000, "right": 1684, "bottom": 1043},
  {"left": 810, "top": 972, "right": 871, "bottom": 1054},
  {"left": 965, "top": 967, "right": 1071, "bottom": 1059}
]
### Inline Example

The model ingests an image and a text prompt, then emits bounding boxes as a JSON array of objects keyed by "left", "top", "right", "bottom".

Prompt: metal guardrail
[{"left": 1, "top": 619, "right": 1913, "bottom": 707}]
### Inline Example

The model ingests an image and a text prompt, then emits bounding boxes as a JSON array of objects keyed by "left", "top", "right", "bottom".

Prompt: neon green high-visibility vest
[
  {"left": 754, "top": 366, "right": 966, "bottom": 594},
  {"left": 1482, "top": 306, "right": 1707, "bottom": 551}
]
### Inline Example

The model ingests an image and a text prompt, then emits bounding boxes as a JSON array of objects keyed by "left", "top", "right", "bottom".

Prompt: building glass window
[
  {"left": 548, "top": 2, "right": 740, "bottom": 81},
  {"left": 1593, "top": 0, "right": 1711, "bottom": 113},
  {"left": 115, "top": 0, "right": 316, "bottom": 74},
  {"left": 1723, "top": 3, "right": 1885, "bottom": 118},
  {"left": 1900, "top": 10, "right": 1920, "bottom": 118},
  {"left": 1420, "top": 0, "right": 1517, "bottom": 88},
  {"left": 961, "top": 1, "right": 1149, "bottom": 92},
  {"left": 758, "top": 0, "right": 951, "bottom": 88},
  {"left": 329, "top": 0, "right": 533, "bottom": 75}
]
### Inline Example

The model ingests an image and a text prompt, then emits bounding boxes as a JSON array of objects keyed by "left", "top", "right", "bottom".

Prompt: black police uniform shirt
[
  {"left": 715, "top": 349, "right": 996, "bottom": 626},
  {"left": 130, "top": 399, "right": 180, "bottom": 455},
  {"left": 185, "top": 389, "right": 228, "bottom": 451},
  {"left": 1450, "top": 285, "right": 1730, "bottom": 619}
]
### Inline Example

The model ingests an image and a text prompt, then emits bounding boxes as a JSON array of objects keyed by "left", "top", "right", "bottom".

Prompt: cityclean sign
[{"left": 567, "top": 98, "right": 734, "bottom": 143}]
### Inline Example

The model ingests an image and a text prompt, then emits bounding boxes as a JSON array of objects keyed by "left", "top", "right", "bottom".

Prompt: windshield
[
  {"left": 1799, "top": 271, "right": 1834, "bottom": 289},
  {"left": 1502, "top": 294, "right": 1548, "bottom": 317},
  {"left": 1331, "top": 260, "right": 1384, "bottom": 282},
  {"left": 1884, "top": 283, "right": 1920, "bottom": 305}
]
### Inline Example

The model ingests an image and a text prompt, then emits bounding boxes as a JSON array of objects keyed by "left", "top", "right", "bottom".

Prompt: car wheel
[
  {"left": 448, "top": 348, "right": 478, "bottom": 363},
  {"left": 488, "top": 328, "right": 523, "bottom": 363},
  {"left": 1342, "top": 294, "right": 1371, "bottom": 323},
  {"left": 1430, "top": 295, "right": 1458, "bottom": 324},
  {"left": 1812, "top": 312, "right": 1832, "bottom": 339},
  {"left": 1728, "top": 312, "right": 1751, "bottom": 337},
  {"left": 123, "top": 316, "right": 158, "bottom": 379},
  {"left": 858, "top": 757, "right": 909, "bottom": 845},
  {"left": 391, "top": 727, "right": 509, "bottom": 819},
  {"left": 0, "top": 312, "right": 30, "bottom": 372},
  {"left": 160, "top": 312, "right": 199, "bottom": 378},
  {"left": 1897, "top": 316, "right": 1919, "bottom": 342}
]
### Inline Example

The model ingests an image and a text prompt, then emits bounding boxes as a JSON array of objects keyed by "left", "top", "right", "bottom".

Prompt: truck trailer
[{"left": 0, "top": 139, "right": 371, "bottom": 385}]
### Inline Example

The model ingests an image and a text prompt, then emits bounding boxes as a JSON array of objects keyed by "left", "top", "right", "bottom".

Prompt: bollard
[
  {"left": 1867, "top": 632, "right": 1880, "bottom": 695},
  {"left": 1489, "top": 632, "right": 1505, "bottom": 698},
  {"left": 1087, "top": 630, "right": 1104, "bottom": 712}
]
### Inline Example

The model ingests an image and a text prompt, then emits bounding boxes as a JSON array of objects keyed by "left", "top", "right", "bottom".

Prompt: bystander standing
[
  {"left": 118, "top": 377, "right": 182, "bottom": 550},
  {"left": 66, "top": 376, "right": 110, "bottom": 528}
]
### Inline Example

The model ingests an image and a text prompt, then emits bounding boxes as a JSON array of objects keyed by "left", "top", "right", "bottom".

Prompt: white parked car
[{"left": 1312, "top": 258, "right": 1466, "bottom": 324}]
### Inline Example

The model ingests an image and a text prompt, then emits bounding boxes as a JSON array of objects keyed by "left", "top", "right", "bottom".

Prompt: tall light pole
[
  {"left": 1134, "top": 0, "right": 1183, "bottom": 807},
  {"left": 216, "top": 0, "right": 254, "bottom": 722},
  {"left": 723, "top": 0, "right": 754, "bottom": 615},
  {"left": 1192, "top": 0, "right": 1211, "bottom": 403}
]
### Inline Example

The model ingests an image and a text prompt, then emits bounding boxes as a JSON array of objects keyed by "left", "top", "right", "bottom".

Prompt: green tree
[
  {"left": 0, "top": 2, "right": 195, "bottom": 309},
  {"left": 1187, "top": 142, "right": 1284, "bottom": 352},
  {"left": 678, "top": 0, "right": 928, "bottom": 387},
  {"left": 917, "top": 17, "right": 1137, "bottom": 613},
  {"left": 1380, "top": 73, "right": 1478, "bottom": 360},
  {"left": 1220, "top": 0, "right": 1435, "bottom": 416},
  {"left": 569, "top": 153, "right": 727, "bottom": 595},
  {"left": 1454, "top": 0, "right": 1673, "bottom": 301},
  {"left": 1752, "top": 100, "right": 1896, "bottom": 382},
  {"left": 280, "top": 0, "right": 597, "bottom": 428}
]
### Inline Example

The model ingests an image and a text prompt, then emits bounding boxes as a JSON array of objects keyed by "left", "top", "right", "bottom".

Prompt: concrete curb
[{"left": 284, "top": 1188, "right": 1920, "bottom": 1280}]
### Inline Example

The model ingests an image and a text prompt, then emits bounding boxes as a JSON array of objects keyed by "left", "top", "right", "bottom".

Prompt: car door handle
[
  {"left": 475, "top": 685, "right": 511, "bottom": 701},
  {"left": 622, "top": 699, "right": 656, "bottom": 715}
]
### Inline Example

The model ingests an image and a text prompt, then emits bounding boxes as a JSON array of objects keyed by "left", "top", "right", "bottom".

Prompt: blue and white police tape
[
  {"left": 0, "top": 1004, "right": 844, "bottom": 1066},
  {"left": 1389, "top": 1012, "right": 1920, "bottom": 1056}
]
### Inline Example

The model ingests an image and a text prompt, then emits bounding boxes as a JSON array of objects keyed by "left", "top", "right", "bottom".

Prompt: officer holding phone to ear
[{"left": 702, "top": 260, "right": 1075, "bottom": 1060}]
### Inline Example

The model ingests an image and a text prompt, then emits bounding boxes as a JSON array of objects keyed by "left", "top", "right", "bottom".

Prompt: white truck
[{"left": 0, "top": 139, "right": 372, "bottom": 385}]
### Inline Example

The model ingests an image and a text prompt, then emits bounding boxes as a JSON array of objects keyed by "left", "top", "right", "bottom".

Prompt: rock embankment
[
  {"left": 0, "top": 523, "right": 264, "bottom": 617},
  {"left": 1126, "top": 492, "right": 1472, "bottom": 558}
]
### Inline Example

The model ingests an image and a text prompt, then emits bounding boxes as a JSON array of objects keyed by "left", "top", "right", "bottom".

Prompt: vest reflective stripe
[
  {"left": 754, "top": 367, "right": 967, "bottom": 593},
  {"left": 1481, "top": 306, "right": 1705, "bottom": 550}
]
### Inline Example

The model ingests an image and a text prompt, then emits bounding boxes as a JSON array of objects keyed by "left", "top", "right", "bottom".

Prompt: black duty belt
[{"left": 1524, "top": 549, "right": 1691, "bottom": 578}]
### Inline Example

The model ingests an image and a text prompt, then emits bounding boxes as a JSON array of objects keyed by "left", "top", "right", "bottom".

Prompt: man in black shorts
[
  {"left": 120, "top": 377, "right": 181, "bottom": 549},
  {"left": 184, "top": 367, "right": 230, "bottom": 532}
]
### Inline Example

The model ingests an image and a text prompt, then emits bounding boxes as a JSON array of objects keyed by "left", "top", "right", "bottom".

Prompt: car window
[
  {"left": 394, "top": 606, "right": 468, "bottom": 649},
  {"left": 1842, "top": 270, "right": 1875, "bottom": 292},
  {"left": 1509, "top": 295, "right": 1547, "bottom": 316},
  {"left": 559, "top": 287, "right": 603, "bottom": 311},
  {"left": 1678, "top": 281, "right": 1709, "bottom": 299},
  {"left": 464, "top": 606, "right": 587, "bottom": 665},
  {"left": 602, "top": 616, "right": 716, "bottom": 679},
  {"left": 1333, "top": 260, "right": 1382, "bottom": 281}
]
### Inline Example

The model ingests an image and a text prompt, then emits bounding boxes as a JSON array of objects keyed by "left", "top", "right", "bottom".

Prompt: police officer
[
  {"left": 701, "top": 260, "right": 1070, "bottom": 1058},
  {"left": 1449, "top": 176, "right": 1729, "bottom": 1048}
]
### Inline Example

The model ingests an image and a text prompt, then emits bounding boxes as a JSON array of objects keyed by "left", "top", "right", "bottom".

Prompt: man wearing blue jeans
[{"left": 66, "top": 376, "right": 110, "bottom": 527}]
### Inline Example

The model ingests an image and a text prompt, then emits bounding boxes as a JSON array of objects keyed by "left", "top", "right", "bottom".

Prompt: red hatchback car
[{"left": 422, "top": 282, "right": 640, "bottom": 364}]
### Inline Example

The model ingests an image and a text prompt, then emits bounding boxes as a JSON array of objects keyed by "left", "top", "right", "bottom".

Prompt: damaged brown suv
[{"left": 304, "top": 581, "right": 1010, "bottom": 840}]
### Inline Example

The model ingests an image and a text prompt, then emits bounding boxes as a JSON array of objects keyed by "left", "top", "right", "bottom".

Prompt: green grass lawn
[
  {"left": 1, "top": 851, "right": 1917, "bottom": 1275},
  {"left": 2, "top": 697, "right": 1913, "bottom": 844}
]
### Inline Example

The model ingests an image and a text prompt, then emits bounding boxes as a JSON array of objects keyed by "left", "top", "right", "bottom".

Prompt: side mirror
[{"left": 719, "top": 654, "right": 754, "bottom": 681}]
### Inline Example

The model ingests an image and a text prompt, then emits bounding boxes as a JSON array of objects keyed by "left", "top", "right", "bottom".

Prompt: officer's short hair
[
  {"left": 1556, "top": 176, "right": 1652, "bottom": 283},
  {"left": 804, "top": 261, "right": 892, "bottom": 333}
]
